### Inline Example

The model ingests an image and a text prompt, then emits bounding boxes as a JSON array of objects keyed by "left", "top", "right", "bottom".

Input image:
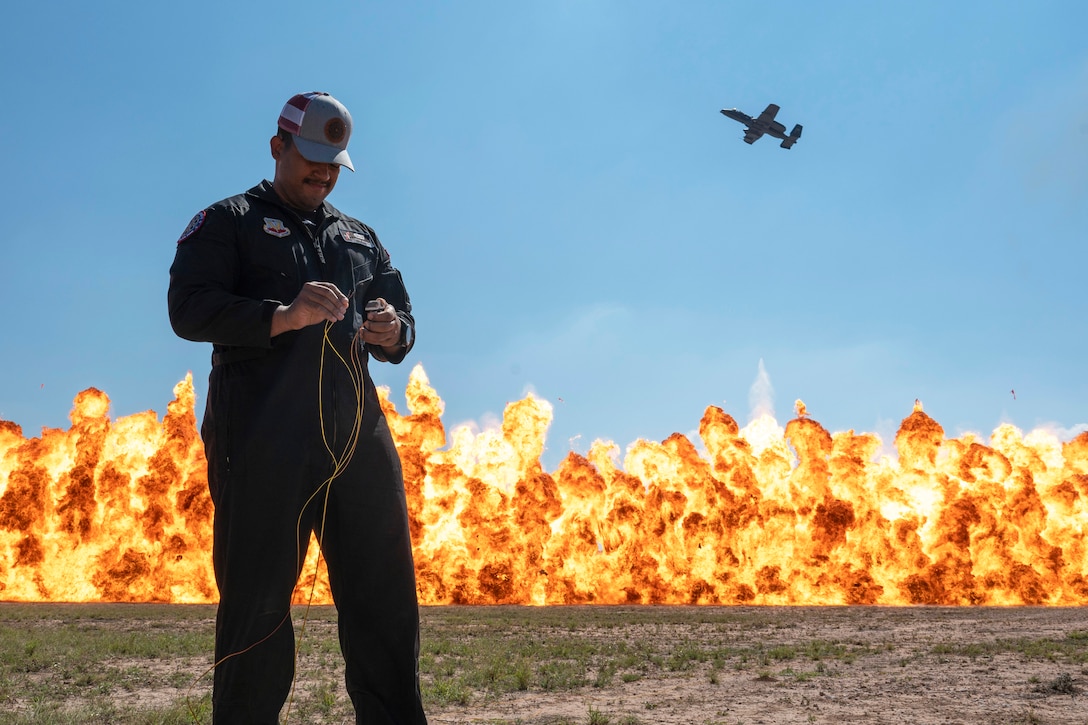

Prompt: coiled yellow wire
[{"left": 188, "top": 317, "right": 368, "bottom": 724}]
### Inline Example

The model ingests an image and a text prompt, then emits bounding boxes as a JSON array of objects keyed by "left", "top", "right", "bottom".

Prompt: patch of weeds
[
  {"left": 801, "top": 640, "right": 850, "bottom": 661},
  {"left": 932, "top": 634, "right": 1088, "bottom": 665},
  {"left": 781, "top": 667, "right": 818, "bottom": 682},
  {"left": 151, "top": 696, "right": 213, "bottom": 725},
  {"left": 422, "top": 677, "right": 472, "bottom": 706},
  {"left": 666, "top": 642, "right": 707, "bottom": 672},
  {"left": 614, "top": 645, "right": 651, "bottom": 671},
  {"left": 424, "top": 635, "right": 464, "bottom": 657},
  {"left": 709, "top": 656, "right": 725, "bottom": 684},
  {"left": 594, "top": 661, "right": 617, "bottom": 687},
  {"left": 1033, "top": 672, "right": 1076, "bottom": 695},
  {"left": 309, "top": 679, "right": 338, "bottom": 715},
  {"left": 72, "top": 663, "right": 113, "bottom": 690},
  {"left": 766, "top": 644, "right": 797, "bottom": 662},
  {"left": 167, "top": 669, "right": 199, "bottom": 689},
  {"left": 176, "top": 694, "right": 213, "bottom": 724},
  {"left": 932, "top": 642, "right": 990, "bottom": 660},
  {"left": 587, "top": 705, "right": 612, "bottom": 724},
  {"left": 23, "top": 694, "right": 124, "bottom": 725},
  {"left": 513, "top": 658, "right": 532, "bottom": 691},
  {"left": 620, "top": 672, "right": 642, "bottom": 683},
  {"left": 539, "top": 660, "right": 587, "bottom": 691},
  {"left": 418, "top": 651, "right": 437, "bottom": 670},
  {"left": 754, "top": 670, "right": 775, "bottom": 681},
  {"left": 475, "top": 654, "right": 512, "bottom": 688}
]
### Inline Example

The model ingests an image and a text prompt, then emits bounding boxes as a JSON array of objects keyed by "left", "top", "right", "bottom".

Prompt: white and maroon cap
[{"left": 277, "top": 92, "right": 354, "bottom": 171}]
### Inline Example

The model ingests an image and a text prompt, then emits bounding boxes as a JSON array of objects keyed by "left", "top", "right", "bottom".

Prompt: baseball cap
[{"left": 277, "top": 92, "right": 354, "bottom": 171}]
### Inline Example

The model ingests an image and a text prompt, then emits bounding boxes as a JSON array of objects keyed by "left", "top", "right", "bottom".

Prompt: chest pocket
[
  {"left": 339, "top": 228, "right": 377, "bottom": 296},
  {"left": 242, "top": 232, "right": 304, "bottom": 302}
]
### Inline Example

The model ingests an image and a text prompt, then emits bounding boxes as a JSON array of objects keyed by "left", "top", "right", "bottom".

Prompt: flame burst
[{"left": 2, "top": 365, "right": 1087, "bottom": 606}]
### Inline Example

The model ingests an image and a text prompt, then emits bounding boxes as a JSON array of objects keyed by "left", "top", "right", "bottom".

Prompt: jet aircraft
[{"left": 720, "top": 103, "right": 802, "bottom": 149}]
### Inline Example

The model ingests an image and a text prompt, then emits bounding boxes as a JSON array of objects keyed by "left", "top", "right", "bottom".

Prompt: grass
[
  {"left": 1, "top": 604, "right": 1087, "bottom": 723},
  {"left": 929, "top": 631, "right": 1088, "bottom": 663},
  {"left": 0, "top": 604, "right": 214, "bottom": 724}
]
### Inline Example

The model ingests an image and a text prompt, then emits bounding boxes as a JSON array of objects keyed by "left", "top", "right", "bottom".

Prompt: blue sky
[{"left": 1, "top": 2, "right": 1085, "bottom": 470}]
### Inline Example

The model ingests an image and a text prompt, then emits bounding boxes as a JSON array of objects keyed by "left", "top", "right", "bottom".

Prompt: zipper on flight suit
[
  {"left": 292, "top": 211, "right": 329, "bottom": 268},
  {"left": 288, "top": 209, "right": 350, "bottom": 468}
]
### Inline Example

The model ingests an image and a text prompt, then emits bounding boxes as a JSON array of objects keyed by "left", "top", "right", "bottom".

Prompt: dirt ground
[
  {"left": 424, "top": 607, "right": 1088, "bottom": 725},
  {"left": 8, "top": 604, "right": 1088, "bottom": 724}
]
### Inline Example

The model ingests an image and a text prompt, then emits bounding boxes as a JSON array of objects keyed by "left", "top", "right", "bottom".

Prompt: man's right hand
[{"left": 270, "top": 281, "right": 349, "bottom": 338}]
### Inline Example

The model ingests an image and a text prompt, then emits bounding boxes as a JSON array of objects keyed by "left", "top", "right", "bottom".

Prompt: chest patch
[
  {"left": 263, "top": 218, "right": 290, "bottom": 238},
  {"left": 342, "top": 229, "right": 372, "bottom": 244}
]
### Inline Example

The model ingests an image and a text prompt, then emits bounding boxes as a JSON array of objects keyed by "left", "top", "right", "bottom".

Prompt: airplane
[{"left": 720, "top": 103, "right": 802, "bottom": 149}]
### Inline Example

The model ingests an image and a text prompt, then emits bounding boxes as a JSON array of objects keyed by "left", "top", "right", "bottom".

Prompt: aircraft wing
[
  {"left": 720, "top": 108, "right": 753, "bottom": 125},
  {"left": 743, "top": 128, "right": 764, "bottom": 144},
  {"left": 755, "top": 103, "right": 780, "bottom": 124}
]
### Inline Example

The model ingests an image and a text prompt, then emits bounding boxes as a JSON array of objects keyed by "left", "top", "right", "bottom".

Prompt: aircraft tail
[{"left": 780, "top": 124, "right": 803, "bottom": 149}]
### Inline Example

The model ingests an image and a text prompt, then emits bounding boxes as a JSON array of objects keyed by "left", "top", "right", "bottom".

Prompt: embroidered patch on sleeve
[{"left": 177, "top": 210, "right": 207, "bottom": 244}]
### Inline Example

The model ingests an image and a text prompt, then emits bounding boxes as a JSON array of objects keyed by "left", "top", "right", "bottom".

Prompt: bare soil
[
  {"left": 424, "top": 606, "right": 1088, "bottom": 725},
  {"left": 6, "top": 605, "right": 1088, "bottom": 724}
]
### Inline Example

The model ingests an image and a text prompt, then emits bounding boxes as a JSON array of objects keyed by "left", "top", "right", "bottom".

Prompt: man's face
[{"left": 270, "top": 135, "right": 342, "bottom": 211}]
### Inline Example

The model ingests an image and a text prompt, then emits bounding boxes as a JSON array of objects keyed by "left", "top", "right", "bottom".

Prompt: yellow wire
[
  {"left": 188, "top": 318, "right": 369, "bottom": 724},
  {"left": 283, "top": 320, "right": 365, "bottom": 723}
]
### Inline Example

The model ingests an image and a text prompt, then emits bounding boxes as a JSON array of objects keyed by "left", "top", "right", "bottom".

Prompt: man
[{"left": 168, "top": 91, "right": 428, "bottom": 724}]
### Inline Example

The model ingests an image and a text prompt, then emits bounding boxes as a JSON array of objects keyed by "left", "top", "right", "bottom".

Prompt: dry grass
[{"left": 1, "top": 604, "right": 1087, "bottom": 724}]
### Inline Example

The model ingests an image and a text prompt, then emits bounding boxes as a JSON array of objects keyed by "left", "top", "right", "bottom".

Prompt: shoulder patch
[{"left": 177, "top": 210, "right": 206, "bottom": 244}]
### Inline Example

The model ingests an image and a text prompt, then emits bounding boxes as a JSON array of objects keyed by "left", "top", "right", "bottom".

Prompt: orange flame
[{"left": 2, "top": 365, "right": 1087, "bottom": 605}]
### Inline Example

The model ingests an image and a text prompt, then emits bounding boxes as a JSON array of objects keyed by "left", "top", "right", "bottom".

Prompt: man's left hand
[{"left": 361, "top": 298, "right": 403, "bottom": 350}]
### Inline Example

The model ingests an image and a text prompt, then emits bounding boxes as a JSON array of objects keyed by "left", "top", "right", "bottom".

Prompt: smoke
[
  {"left": 1042, "top": 422, "right": 1088, "bottom": 442},
  {"left": 748, "top": 358, "right": 775, "bottom": 422}
]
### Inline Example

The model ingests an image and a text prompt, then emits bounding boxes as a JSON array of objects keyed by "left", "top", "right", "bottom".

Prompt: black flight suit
[{"left": 168, "top": 180, "right": 427, "bottom": 725}]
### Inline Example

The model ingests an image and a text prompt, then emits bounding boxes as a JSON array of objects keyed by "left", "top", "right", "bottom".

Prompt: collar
[{"left": 246, "top": 179, "right": 345, "bottom": 222}]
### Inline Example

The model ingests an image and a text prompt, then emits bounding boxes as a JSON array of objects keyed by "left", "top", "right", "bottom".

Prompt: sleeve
[
  {"left": 167, "top": 207, "right": 281, "bottom": 347},
  {"left": 364, "top": 232, "right": 416, "bottom": 365}
]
